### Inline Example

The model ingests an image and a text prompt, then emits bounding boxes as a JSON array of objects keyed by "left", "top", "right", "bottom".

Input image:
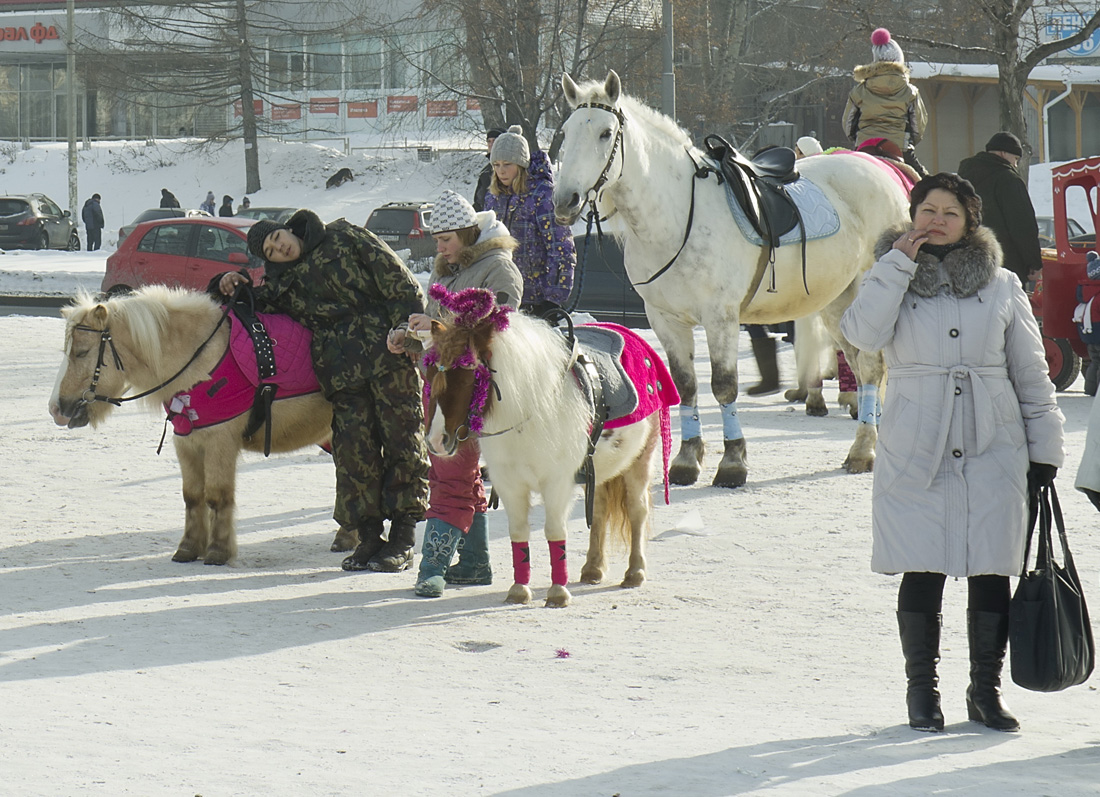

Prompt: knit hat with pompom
[
  {"left": 870, "top": 28, "right": 904, "bottom": 65},
  {"left": 490, "top": 125, "right": 531, "bottom": 168}
]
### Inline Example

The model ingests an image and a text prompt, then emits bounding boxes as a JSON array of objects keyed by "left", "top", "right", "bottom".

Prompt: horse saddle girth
[
  {"left": 165, "top": 311, "right": 319, "bottom": 437},
  {"left": 703, "top": 134, "right": 801, "bottom": 248}
]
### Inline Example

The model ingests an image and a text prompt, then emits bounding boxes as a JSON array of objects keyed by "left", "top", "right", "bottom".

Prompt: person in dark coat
[
  {"left": 160, "top": 188, "right": 181, "bottom": 209},
  {"left": 216, "top": 210, "right": 430, "bottom": 573},
  {"left": 957, "top": 131, "right": 1042, "bottom": 287},
  {"left": 81, "top": 193, "right": 104, "bottom": 251},
  {"left": 472, "top": 128, "right": 504, "bottom": 212},
  {"left": 218, "top": 195, "right": 234, "bottom": 217}
]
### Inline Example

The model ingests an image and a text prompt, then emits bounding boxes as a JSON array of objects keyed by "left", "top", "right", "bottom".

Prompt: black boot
[
  {"left": 368, "top": 516, "right": 418, "bottom": 572},
  {"left": 897, "top": 611, "right": 945, "bottom": 732},
  {"left": 340, "top": 519, "right": 385, "bottom": 571},
  {"left": 966, "top": 610, "right": 1020, "bottom": 731},
  {"left": 746, "top": 337, "right": 780, "bottom": 396}
]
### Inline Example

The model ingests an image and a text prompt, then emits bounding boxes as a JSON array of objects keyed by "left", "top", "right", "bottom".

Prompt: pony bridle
[
  {"left": 423, "top": 345, "right": 497, "bottom": 444},
  {"left": 574, "top": 101, "right": 626, "bottom": 210},
  {"left": 72, "top": 323, "right": 126, "bottom": 408}
]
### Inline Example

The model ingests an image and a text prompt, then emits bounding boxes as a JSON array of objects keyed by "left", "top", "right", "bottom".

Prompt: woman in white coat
[{"left": 841, "top": 173, "right": 1064, "bottom": 733}]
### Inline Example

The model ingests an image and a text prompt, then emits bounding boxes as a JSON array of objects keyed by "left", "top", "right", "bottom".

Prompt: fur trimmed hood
[
  {"left": 433, "top": 233, "right": 518, "bottom": 277},
  {"left": 854, "top": 60, "right": 910, "bottom": 82},
  {"left": 874, "top": 225, "right": 1003, "bottom": 298}
]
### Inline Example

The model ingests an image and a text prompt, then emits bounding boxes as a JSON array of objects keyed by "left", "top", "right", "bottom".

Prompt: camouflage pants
[{"left": 329, "top": 367, "right": 429, "bottom": 531}]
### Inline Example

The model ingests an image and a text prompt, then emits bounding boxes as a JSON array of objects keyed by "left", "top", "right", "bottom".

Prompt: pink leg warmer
[
  {"left": 837, "top": 351, "right": 857, "bottom": 393},
  {"left": 511, "top": 542, "right": 531, "bottom": 585},
  {"left": 548, "top": 540, "right": 568, "bottom": 586}
]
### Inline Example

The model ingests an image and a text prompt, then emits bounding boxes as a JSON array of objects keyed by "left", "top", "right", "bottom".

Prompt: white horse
[
  {"left": 422, "top": 286, "right": 674, "bottom": 607},
  {"left": 554, "top": 71, "right": 911, "bottom": 486}
]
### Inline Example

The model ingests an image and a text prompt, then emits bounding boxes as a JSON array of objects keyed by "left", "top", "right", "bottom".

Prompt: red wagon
[{"left": 1031, "top": 156, "right": 1100, "bottom": 391}]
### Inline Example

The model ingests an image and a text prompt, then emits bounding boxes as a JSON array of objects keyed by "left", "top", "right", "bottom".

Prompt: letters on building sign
[
  {"left": 426, "top": 100, "right": 458, "bottom": 118},
  {"left": 387, "top": 96, "right": 418, "bottom": 113},
  {"left": 310, "top": 97, "right": 339, "bottom": 115},
  {"left": 233, "top": 99, "right": 264, "bottom": 118},
  {"left": 348, "top": 100, "right": 378, "bottom": 118},
  {"left": 3, "top": 24, "right": 60, "bottom": 43},
  {"left": 272, "top": 103, "right": 301, "bottom": 121},
  {"left": 466, "top": 98, "right": 481, "bottom": 111}
]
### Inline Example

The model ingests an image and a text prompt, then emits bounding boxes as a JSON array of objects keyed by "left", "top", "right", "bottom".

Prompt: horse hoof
[
  {"left": 805, "top": 403, "right": 828, "bottom": 418},
  {"left": 843, "top": 456, "right": 874, "bottom": 474},
  {"left": 784, "top": 387, "right": 807, "bottom": 403},
  {"left": 668, "top": 464, "right": 700, "bottom": 485},
  {"left": 203, "top": 550, "right": 232, "bottom": 566},
  {"left": 171, "top": 549, "right": 200, "bottom": 563},
  {"left": 579, "top": 566, "right": 604, "bottom": 585},
  {"left": 712, "top": 467, "right": 747, "bottom": 488},
  {"left": 545, "top": 584, "right": 572, "bottom": 608},
  {"left": 505, "top": 584, "right": 532, "bottom": 605},
  {"left": 620, "top": 571, "right": 645, "bottom": 588},
  {"left": 330, "top": 526, "right": 359, "bottom": 552}
]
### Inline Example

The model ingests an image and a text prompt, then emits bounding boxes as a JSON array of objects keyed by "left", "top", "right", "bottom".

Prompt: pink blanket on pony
[
  {"left": 834, "top": 149, "right": 915, "bottom": 195},
  {"left": 165, "top": 311, "right": 320, "bottom": 435}
]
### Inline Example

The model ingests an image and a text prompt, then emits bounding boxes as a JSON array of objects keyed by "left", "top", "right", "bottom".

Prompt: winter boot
[
  {"left": 746, "top": 337, "right": 780, "bottom": 396},
  {"left": 897, "top": 611, "right": 945, "bottom": 732},
  {"left": 414, "top": 519, "right": 463, "bottom": 597},
  {"left": 445, "top": 512, "right": 493, "bottom": 585},
  {"left": 368, "top": 516, "right": 418, "bottom": 572},
  {"left": 966, "top": 610, "right": 1020, "bottom": 731},
  {"left": 340, "top": 519, "right": 385, "bottom": 571}
]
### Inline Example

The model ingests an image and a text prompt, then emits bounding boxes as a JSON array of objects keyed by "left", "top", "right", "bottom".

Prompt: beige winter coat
[
  {"left": 426, "top": 222, "right": 522, "bottom": 317},
  {"left": 843, "top": 61, "right": 927, "bottom": 150},
  {"left": 840, "top": 226, "right": 1065, "bottom": 577}
]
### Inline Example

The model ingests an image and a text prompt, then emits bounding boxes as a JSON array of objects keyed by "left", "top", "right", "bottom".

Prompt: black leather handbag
[{"left": 1009, "top": 483, "right": 1095, "bottom": 692}]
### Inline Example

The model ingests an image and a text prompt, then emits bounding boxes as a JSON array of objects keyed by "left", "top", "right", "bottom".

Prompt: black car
[
  {"left": 365, "top": 201, "right": 435, "bottom": 261},
  {"left": 0, "top": 193, "right": 80, "bottom": 251},
  {"left": 118, "top": 208, "right": 212, "bottom": 246},
  {"left": 567, "top": 234, "right": 647, "bottom": 327}
]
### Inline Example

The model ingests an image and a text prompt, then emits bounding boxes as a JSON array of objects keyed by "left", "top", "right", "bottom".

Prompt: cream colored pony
[{"left": 48, "top": 287, "right": 345, "bottom": 564}]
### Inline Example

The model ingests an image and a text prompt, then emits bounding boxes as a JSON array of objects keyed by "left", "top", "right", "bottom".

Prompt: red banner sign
[
  {"left": 426, "top": 100, "right": 458, "bottom": 118},
  {"left": 466, "top": 98, "right": 480, "bottom": 111},
  {"left": 309, "top": 97, "right": 340, "bottom": 115},
  {"left": 387, "top": 95, "right": 418, "bottom": 113},
  {"left": 347, "top": 100, "right": 378, "bottom": 119},
  {"left": 233, "top": 99, "right": 264, "bottom": 118},
  {"left": 272, "top": 103, "right": 302, "bottom": 121}
]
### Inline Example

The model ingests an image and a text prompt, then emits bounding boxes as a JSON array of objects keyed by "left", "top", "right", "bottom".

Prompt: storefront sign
[
  {"left": 466, "top": 98, "right": 480, "bottom": 111},
  {"left": 426, "top": 100, "right": 458, "bottom": 118},
  {"left": 1043, "top": 13, "right": 1100, "bottom": 56},
  {"left": 0, "top": 15, "right": 65, "bottom": 53},
  {"left": 233, "top": 99, "right": 264, "bottom": 118},
  {"left": 272, "top": 103, "right": 301, "bottom": 121},
  {"left": 347, "top": 100, "right": 378, "bottom": 118},
  {"left": 387, "top": 95, "right": 418, "bottom": 113},
  {"left": 309, "top": 97, "right": 339, "bottom": 114}
]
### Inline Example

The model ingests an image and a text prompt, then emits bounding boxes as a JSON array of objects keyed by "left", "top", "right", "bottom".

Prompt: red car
[{"left": 102, "top": 216, "right": 264, "bottom": 295}]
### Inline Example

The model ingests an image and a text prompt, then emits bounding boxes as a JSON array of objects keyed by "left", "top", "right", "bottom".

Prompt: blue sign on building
[{"left": 1046, "top": 13, "right": 1100, "bottom": 57}]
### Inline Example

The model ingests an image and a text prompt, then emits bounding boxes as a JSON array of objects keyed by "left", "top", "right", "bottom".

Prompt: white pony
[
  {"left": 553, "top": 71, "right": 911, "bottom": 486},
  {"left": 422, "top": 287, "right": 674, "bottom": 607}
]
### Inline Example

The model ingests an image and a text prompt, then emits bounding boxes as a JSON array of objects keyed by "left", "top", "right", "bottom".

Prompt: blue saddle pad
[{"left": 705, "top": 157, "right": 841, "bottom": 247}]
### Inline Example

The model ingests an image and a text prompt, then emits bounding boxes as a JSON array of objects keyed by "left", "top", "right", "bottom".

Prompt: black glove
[{"left": 1027, "top": 462, "right": 1058, "bottom": 491}]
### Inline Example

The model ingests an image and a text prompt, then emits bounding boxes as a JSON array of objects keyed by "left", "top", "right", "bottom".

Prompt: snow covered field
[{"left": 2, "top": 140, "right": 1099, "bottom": 795}]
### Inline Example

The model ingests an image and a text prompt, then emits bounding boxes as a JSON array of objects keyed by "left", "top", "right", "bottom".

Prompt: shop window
[
  {"left": 308, "top": 39, "right": 342, "bottom": 91},
  {"left": 268, "top": 35, "right": 305, "bottom": 92},
  {"left": 346, "top": 38, "right": 382, "bottom": 90}
]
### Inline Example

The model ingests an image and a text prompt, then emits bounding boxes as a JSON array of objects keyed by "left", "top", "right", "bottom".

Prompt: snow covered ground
[{"left": 2, "top": 141, "right": 1100, "bottom": 795}]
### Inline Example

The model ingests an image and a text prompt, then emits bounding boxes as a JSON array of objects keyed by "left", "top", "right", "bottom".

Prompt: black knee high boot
[
  {"left": 966, "top": 610, "right": 1020, "bottom": 731},
  {"left": 897, "top": 611, "right": 945, "bottom": 731}
]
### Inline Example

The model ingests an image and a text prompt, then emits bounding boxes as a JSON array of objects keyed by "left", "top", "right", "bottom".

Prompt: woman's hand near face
[{"left": 892, "top": 228, "right": 928, "bottom": 261}]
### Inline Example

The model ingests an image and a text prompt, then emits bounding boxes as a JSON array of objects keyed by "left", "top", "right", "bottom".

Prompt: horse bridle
[{"left": 70, "top": 307, "right": 231, "bottom": 411}]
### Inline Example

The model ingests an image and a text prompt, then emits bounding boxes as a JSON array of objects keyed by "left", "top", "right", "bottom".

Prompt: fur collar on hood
[
  {"left": 874, "top": 225, "right": 1003, "bottom": 298},
  {"left": 433, "top": 233, "right": 518, "bottom": 277},
  {"left": 853, "top": 60, "right": 910, "bottom": 82}
]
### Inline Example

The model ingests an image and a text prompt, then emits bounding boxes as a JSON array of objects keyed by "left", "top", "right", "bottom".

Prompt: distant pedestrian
[
  {"left": 81, "top": 193, "right": 104, "bottom": 252},
  {"left": 160, "top": 188, "right": 181, "bottom": 209},
  {"left": 219, "top": 195, "right": 235, "bottom": 217},
  {"left": 472, "top": 128, "right": 504, "bottom": 212},
  {"left": 239, "top": 196, "right": 251, "bottom": 212},
  {"left": 200, "top": 191, "right": 216, "bottom": 215}
]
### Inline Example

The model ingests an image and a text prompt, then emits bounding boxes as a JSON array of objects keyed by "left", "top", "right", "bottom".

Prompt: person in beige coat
[
  {"left": 388, "top": 189, "right": 522, "bottom": 598},
  {"left": 841, "top": 173, "right": 1065, "bottom": 734},
  {"left": 844, "top": 28, "right": 928, "bottom": 174}
]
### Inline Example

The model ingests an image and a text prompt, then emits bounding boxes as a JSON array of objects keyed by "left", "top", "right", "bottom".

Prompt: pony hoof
[
  {"left": 171, "top": 549, "right": 200, "bottom": 563},
  {"left": 545, "top": 584, "right": 572, "bottom": 608},
  {"left": 505, "top": 584, "right": 532, "bottom": 605},
  {"left": 203, "top": 550, "right": 232, "bottom": 566},
  {"left": 668, "top": 464, "right": 700, "bottom": 485},
  {"left": 669, "top": 437, "right": 705, "bottom": 485},
  {"left": 784, "top": 387, "right": 807, "bottom": 403},
  {"left": 712, "top": 467, "right": 747, "bottom": 488},
  {"left": 843, "top": 456, "right": 874, "bottom": 474},
  {"left": 620, "top": 571, "right": 645, "bottom": 588},
  {"left": 579, "top": 566, "right": 604, "bottom": 585},
  {"left": 805, "top": 403, "right": 828, "bottom": 418},
  {"left": 330, "top": 526, "right": 359, "bottom": 552}
]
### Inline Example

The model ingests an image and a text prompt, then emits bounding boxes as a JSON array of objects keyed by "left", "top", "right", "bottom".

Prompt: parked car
[
  {"left": 118, "top": 208, "right": 211, "bottom": 246},
  {"left": 1037, "top": 215, "right": 1087, "bottom": 249},
  {"left": 0, "top": 193, "right": 80, "bottom": 251},
  {"left": 102, "top": 216, "right": 264, "bottom": 296},
  {"left": 567, "top": 234, "right": 647, "bottom": 327},
  {"left": 234, "top": 206, "right": 297, "bottom": 224},
  {"left": 365, "top": 201, "right": 434, "bottom": 260}
]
